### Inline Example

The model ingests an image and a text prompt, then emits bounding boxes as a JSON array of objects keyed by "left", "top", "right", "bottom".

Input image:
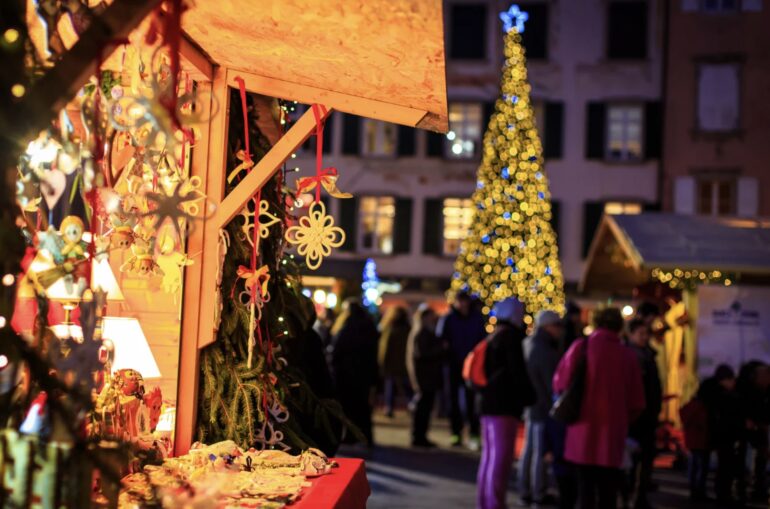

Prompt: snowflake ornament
[
  {"left": 239, "top": 200, "right": 281, "bottom": 247},
  {"left": 285, "top": 201, "right": 345, "bottom": 270}
]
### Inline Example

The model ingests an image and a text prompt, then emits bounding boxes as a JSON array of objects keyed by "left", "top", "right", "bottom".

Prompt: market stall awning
[
  {"left": 182, "top": 0, "right": 448, "bottom": 132},
  {"left": 581, "top": 213, "right": 770, "bottom": 294}
]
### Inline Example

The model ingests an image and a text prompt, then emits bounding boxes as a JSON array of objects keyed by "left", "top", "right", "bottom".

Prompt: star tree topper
[{"left": 500, "top": 4, "right": 528, "bottom": 33}]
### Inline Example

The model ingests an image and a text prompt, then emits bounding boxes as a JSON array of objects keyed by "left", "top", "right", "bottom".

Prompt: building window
[
  {"left": 607, "top": 1, "right": 648, "bottom": 60},
  {"left": 519, "top": 3, "right": 548, "bottom": 59},
  {"left": 697, "top": 63, "right": 740, "bottom": 132},
  {"left": 360, "top": 196, "right": 395, "bottom": 254},
  {"left": 449, "top": 4, "right": 487, "bottom": 60},
  {"left": 604, "top": 201, "right": 643, "bottom": 215},
  {"left": 447, "top": 103, "right": 483, "bottom": 158},
  {"left": 701, "top": 0, "right": 740, "bottom": 11},
  {"left": 442, "top": 198, "right": 474, "bottom": 255},
  {"left": 606, "top": 104, "right": 644, "bottom": 161},
  {"left": 697, "top": 178, "right": 736, "bottom": 215},
  {"left": 362, "top": 120, "right": 396, "bottom": 157}
]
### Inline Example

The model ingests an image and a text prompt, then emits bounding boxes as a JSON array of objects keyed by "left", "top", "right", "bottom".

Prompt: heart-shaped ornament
[{"left": 42, "top": 169, "right": 67, "bottom": 209}]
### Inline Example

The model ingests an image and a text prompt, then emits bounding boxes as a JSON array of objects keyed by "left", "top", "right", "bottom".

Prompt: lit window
[
  {"left": 362, "top": 119, "right": 396, "bottom": 157},
  {"left": 606, "top": 104, "right": 643, "bottom": 161},
  {"left": 446, "top": 103, "right": 483, "bottom": 159},
  {"left": 604, "top": 202, "right": 642, "bottom": 215},
  {"left": 360, "top": 197, "right": 395, "bottom": 254},
  {"left": 697, "top": 178, "right": 736, "bottom": 216},
  {"left": 697, "top": 63, "right": 740, "bottom": 132},
  {"left": 701, "top": 0, "right": 739, "bottom": 12},
  {"left": 443, "top": 198, "right": 474, "bottom": 255}
]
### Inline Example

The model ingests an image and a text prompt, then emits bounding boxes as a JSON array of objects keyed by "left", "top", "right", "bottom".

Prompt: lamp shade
[
  {"left": 49, "top": 317, "right": 161, "bottom": 379},
  {"left": 102, "top": 317, "right": 161, "bottom": 379}
]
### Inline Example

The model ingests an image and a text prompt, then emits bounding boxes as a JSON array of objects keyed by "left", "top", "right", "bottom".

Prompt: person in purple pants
[{"left": 477, "top": 298, "right": 536, "bottom": 509}]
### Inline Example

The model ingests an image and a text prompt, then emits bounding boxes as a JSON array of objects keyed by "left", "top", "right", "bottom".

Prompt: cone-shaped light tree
[{"left": 451, "top": 5, "right": 565, "bottom": 321}]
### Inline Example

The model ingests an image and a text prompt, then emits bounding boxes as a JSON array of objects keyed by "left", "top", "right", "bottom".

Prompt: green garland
[{"left": 196, "top": 92, "right": 353, "bottom": 451}]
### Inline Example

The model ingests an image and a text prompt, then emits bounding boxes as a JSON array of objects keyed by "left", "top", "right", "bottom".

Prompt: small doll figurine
[
  {"left": 59, "top": 215, "right": 87, "bottom": 260},
  {"left": 120, "top": 238, "right": 164, "bottom": 277},
  {"left": 107, "top": 212, "right": 136, "bottom": 250}
]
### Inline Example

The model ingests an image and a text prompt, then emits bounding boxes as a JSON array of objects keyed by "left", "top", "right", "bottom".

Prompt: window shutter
[
  {"left": 338, "top": 197, "right": 358, "bottom": 251},
  {"left": 397, "top": 125, "right": 416, "bottom": 156},
  {"left": 582, "top": 201, "right": 605, "bottom": 258},
  {"left": 341, "top": 114, "right": 360, "bottom": 155},
  {"left": 737, "top": 177, "right": 759, "bottom": 217},
  {"left": 644, "top": 101, "right": 662, "bottom": 160},
  {"left": 585, "top": 102, "right": 606, "bottom": 159},
  {"left": 322, "top": 114, "right": 334, "bottom": 154},
  {"left": 423, "top": 198, "right": 443, "bottom": 255},
  {"left": 549, "top": 200, "right": 561, "bottom": 238},
  {"left": 393, "top": 198, "right": 413, "bottom": 254},
  {"left": 544, "top": 102, "right": 564, "bottom": 159},
  {"left": 426, "top": 131, "right": 444, "bottom": 158},
  {"left": 674, "top": 176, "right": 696, "bottom": 214}
]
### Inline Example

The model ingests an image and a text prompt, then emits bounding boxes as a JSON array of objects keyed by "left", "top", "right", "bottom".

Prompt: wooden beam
[
  {"left": 174, "top": 69, "right": 226, "bottom": 456},
  {"left": 224, "top": 69, "right": 428, "bottom": 130},
  {"left": 16, "top": 0, "right": 163, "bottom": 142},
  {"left": 214, "top": 102, "right": 332, "bottom": 230},
  {"left": 180, "top": 35, "right": 214, "bottom": 82}
]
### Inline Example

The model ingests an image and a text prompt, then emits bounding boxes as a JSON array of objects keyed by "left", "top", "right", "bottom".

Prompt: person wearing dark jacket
[
  {"left": 477, "top": 297, "right": 536, "bottom": 509},
  {"left": 406, "top": 304, "right": 445, "bottom": 447},
  {"left": 699, "top": 364, "right": 743, "bottom": 506},
  {"left": 519, "top": 310, "right": 563, "bottom": 506},
  {"left": 327, "top": 298, "right": 379, "bottom": 447},
  {"left": 736, "top": 361, "right": 770, "bottom": 503},
  {"left": 626, "top": 319, "right": 662, "bottom": 509},
  {"left": 438, "top": 291, "right": 487, "bottom": 448},
  {"left": 378, "top": 306, "right": 412, "bottom": 417}
]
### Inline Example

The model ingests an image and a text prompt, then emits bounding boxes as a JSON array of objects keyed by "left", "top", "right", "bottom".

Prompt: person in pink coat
[{"left": 552, "top": 308, "right": 645, "bottom": 509}]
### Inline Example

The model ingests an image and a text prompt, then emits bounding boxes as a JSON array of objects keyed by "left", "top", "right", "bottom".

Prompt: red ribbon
[
  {"left": 310, "top": 104, "right": 329, "bottom": 203},
  {"left": 296, "top": 167, "right": 340, "bottom": 195},
  {"left": 234, "top": 76, "right": 262, "bottom": 304}
]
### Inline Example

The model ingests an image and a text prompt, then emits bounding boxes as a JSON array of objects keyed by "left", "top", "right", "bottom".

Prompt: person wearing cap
[
  {"left": 518, "top": 310, "right": 564, "bottom": 507},
  {"left": 477, "top": 297, "right": 535, "bottom": 509}
]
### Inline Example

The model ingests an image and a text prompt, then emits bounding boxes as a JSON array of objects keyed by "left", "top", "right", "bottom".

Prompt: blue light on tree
[{"left": 500, "top": 4, "right": 528, "bottom": 34}]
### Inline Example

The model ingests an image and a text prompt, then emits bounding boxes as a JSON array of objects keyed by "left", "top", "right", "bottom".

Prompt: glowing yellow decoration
[
  {"left": 651, "top": 267, "right": 732, "bottom": 290},
  {"left": 451, "top": 26, "right": 565, "bottom": 316},
  {"left": 285, "top": 201, "right": 345, "bottom": 270}
]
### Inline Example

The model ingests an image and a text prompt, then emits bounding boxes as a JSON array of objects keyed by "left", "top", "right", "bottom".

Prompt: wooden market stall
[
  {"left": 582, "top": 212, "right": 770, "bottom": 424},
  {"left": 173, "top": 0, "right": 449, "bottom": 456},
  {"left": 4, "top": 1, "right": 448, "bottom": 505}
]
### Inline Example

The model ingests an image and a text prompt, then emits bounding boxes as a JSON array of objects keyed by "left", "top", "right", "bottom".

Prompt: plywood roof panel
[{"left": 183, "top": 0, "right": 448, "bottom": 131}]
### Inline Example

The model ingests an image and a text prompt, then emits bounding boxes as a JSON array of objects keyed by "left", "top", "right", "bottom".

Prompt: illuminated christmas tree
[{"left": 451, "top": 5, "right": 565, "bottom": 321}]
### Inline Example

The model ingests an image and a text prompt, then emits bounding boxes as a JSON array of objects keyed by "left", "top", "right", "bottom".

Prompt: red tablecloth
[{"left": 292, "top": 458, "right": 369, "bottom": 509}]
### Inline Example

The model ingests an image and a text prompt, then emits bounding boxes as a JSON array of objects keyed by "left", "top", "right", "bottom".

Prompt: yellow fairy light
[
  {"left": 11, "top": 84, "right": 25, "bottom": 97},
  {"left": 4, "top": 29, "right": 20, "bottom": 44}
]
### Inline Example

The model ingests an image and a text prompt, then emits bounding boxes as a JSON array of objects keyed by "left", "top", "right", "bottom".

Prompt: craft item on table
[
  {"left": 95, "top": 368, "right": 146, "bottom": 439},
  {"left": 40, "top": 168, "right": 67, "bottom": 210},
  {"left": 118, "top": 441, "right": 335, "bottom": 508},
  {"left": 285, "top": 201, "right": 345, "bottom": 270},
  {"left": 239, "top": 199, "right": 281, "bottom": 247},
  {"left": 59, "top": 216, "right": 87, "bottom": 259}
]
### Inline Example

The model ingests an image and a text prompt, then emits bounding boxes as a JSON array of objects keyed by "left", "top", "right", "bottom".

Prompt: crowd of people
[{"left": 316, "top": 294, "right": 770, "bottom": 509}]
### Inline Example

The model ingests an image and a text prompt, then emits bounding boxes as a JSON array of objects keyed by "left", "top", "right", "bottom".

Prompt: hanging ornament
[
  {"left": 120, "top": 238, "right": 163, "bottom": 277},
  {"left": 237, "top": 265, "right": 271, "bottom": 301},
  {"left": 295, "top": 168, "right": 352, "bottom": 199},
  {"left": 285, "top": 201, "right": 345, "bottom": 270},
  {"left": 239, "top": 200, "right": 280, "bottom": 247}
]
